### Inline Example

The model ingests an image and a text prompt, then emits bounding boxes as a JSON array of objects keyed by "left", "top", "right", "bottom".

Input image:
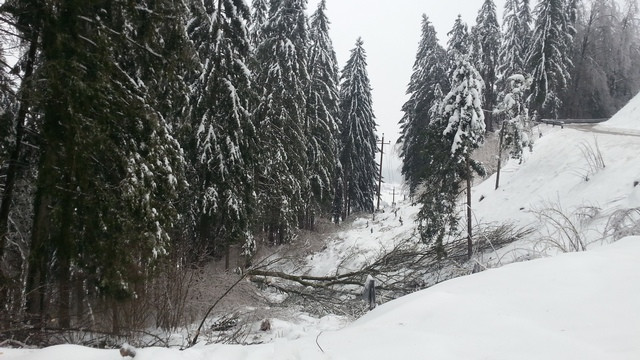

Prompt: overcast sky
[{"left": 307, "top": 0, "right": 507, "bottom": 184}]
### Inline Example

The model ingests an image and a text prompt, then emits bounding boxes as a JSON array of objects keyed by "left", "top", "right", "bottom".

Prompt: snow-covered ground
[
  {"left": 598, "top": 91, "right": 640, "bottom": 133},
  {"left": 3, "top": 237, "right": 639, "bottom": 359},
  {"left": 3, "top": 98, "right": 640, "bottom": 359}
]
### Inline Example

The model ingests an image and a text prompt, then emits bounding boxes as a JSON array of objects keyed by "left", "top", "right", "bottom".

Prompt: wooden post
[
  {"left": 367, "top": 279, "right": 376, "bottom": 310},
  {"left": 392, "top": 187, "right": 395, "bottom": 207},
  {"left": 376, "top": 134, "right": 390, "bottom": 212},
  {"left": 466, "top": 157, "right": 473, "bottom": 260},
  {"left": 495, "top": 121, "right": 506, "bottom": 190}
]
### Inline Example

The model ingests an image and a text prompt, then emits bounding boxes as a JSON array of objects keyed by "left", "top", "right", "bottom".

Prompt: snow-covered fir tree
[
  {"left": 398, "top": 14, "right": 449, "bottom": 195},
  {"left": 498, "top": 0, "right": 530, "bottom": 82},
  {"left": 249, "top": 0, "right": 269, "bottom": 45},
  {"left": 253, "top": 0, "right": 310, "bottom": 243},
  {"left": 189, "top": 0, "right": 257, "bottom": 258},
  {"left": 472, "top": 0, "right": 501, "bottom": 132},
  {"left": 526, "top": 0, "right": 573, "bottom": 118},
  {"left": 519, "top": 0, "right": 534, "bottom": 43},
  {"left": 305, "top": 0, "right": 341, "bottom": 228},
  {"left": 441, "top": 55, "right": 486, "bottom": 260},
  {"left": 494, "top": 74, "right": 534, "bottom": 161},
  {"left": 17, "top": 0, "right": 189, "bottom": 324},
  {"left": 339, "top": 38, "right": 378, "bottom": 216},
  {"left": 414, "top": 85, "right": 462, "bottom": 257},
  {"left": 447, "top": 15, "right": 471, "bottom": 63}
]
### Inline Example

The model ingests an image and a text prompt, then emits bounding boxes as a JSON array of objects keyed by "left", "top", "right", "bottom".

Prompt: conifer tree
[
  {"left": 498, "top": 0, "right": 529, "bottom": 81},
  {"left": 250, "top": 0, "right": 269, "bottom": 45},
  {"left": 414, "top": 86, "right": 461, "bottom": 257},
  {"left": 519, "top": 0, "right": 534, "bottom": 43},
  {"left": 305, "top": 0, "right": 340, "bottom": 227},
  {"left": 441, "top": 55, "right": 486, "bottom": 260},
  {"left": 253, "top": 0, "right": 309, "bottom": 243},
  {"left": 0, "top": 0, "right": 42, "bottom": 291},
  {"left": 473, "top": 0, "right": 501, "bottom": 131},
  {"left": 339, "top": 38, "right": 378, "bottom": 216},
  {"left": 398, "top": 14, "right": 449, "bottom": 195},
  {"left": 189, "top": 0, "right": 257, "bottom": 259},
  {"left": 447, "top": 15, "right": 471, "bottom": 63},
  {"left": 526, "top": 0, "right": 573, "bottom": 118},
  {"left": 15, "top": 0, "right": 188, "bottom": 325},
  {"left": 494, "top": 74, "right": 534, "bottom": 188}
]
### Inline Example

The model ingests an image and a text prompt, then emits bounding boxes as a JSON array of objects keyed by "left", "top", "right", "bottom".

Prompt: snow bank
[
  {"left": 599, "top": 91, "right": 640, "bottom": 131},
  {"left": 3, "top": 237, "right": 639, "bottom": 359},
  {"left": 473, "top": 123, "right": 640, "bottom": 258}
]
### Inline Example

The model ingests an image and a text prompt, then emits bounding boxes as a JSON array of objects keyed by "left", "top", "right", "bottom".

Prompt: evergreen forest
[{"left": 0, "top": 0, "right": 638, "bottom": 341}]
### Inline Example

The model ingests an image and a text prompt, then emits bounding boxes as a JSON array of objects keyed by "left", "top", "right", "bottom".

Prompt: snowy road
[{"left": 566, "top": 123, "right": 640, "bottom": 137}]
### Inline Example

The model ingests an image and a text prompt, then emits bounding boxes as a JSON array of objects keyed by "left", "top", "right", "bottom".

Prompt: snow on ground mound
[
  {"left": 473, "top": 123, "right": 640, "bottom": 259},
  {"left": 599, "top": 91, "right": 640, "bottom": 131},
  {"left": 3, "top": 237, "right": 639, "bottom": 360}
]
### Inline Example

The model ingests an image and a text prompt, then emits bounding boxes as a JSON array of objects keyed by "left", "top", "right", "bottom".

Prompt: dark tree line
[
  {"left": 0, "top": 0, "right": 378, "bottom": 332},
  {"left": 398, "top": 0, "right": 640, "bottom": 259}
]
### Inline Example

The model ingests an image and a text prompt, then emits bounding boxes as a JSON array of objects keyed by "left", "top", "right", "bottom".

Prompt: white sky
[{"left": 307, "top": 0, "right": 506, "bottom": 184}]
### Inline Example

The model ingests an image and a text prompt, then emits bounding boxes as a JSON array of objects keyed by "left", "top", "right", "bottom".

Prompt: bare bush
[
  {"left": 574, "top": 136, "right": 605, "bottom": 181},
  {"left": 604, "top": 207, "right": 640, "bottom": 241},
  {"left": 531, "top": 201, "right": 603, "bottom": 253}
]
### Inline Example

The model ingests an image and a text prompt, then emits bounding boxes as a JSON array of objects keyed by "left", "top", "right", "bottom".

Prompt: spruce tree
[
  {"left": 494, "top": 74, "right": 534, "bottom": 188},
  {"left": 414, "top": 85, "right": 461, "bottom": 257},
  {"left": 473, "top": 0, "right": 501, "bottom": 132},
  {"left": 498, "top": 0, "right": 528, "bottom": 81},
  {"left": 526, "top": 0, "right": 573, "bottom": 118},
  {"left": 305, "top": 0, "right": 340, "bottom": 227},
  {"left": 519, "top": 0, "right": 534, "bottom": 43},
  {"left": 189, "top": 0, "right": 257, "bottom": 259},
  {"left": 339, "top": 38, "right": 378, "bottom": 216},
  {"left": 398, "top": 14, "right": 449, "bottom": 195},
  {"left": 253, "top": 0, "right": 310, "bottom": 243},
  {"left": 441, "top": 55, "right": 486, "bottom": 260},
  {"left": 250, "top": 0, "right": 269, "bottom": 45},
  {"left": 17, "top": 0, "right": 188, "bottom": 325},
  {"left": 447, "top": 15, "right": 471, "bottom": 63}
]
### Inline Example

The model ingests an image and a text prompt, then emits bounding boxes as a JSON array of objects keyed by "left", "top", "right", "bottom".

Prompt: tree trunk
[
  {"left": 466, "top": 157, "right": 473, "bottom": 260},
  {"left": 26, "top": 107, "right": 62, "bottom": 324},
  {"left": 224, "top": 244, "right": 230, "bottom": 271},
  {"left": 56, "top": 166, "right": 76, "bottom": 329},
  {"left": 74, "top": 274, "right": 85, "bottom": 326},
  {"left": 0, "top": 34, "right": 39, "bottom": 263},
  {"left": 25, "top": 187, "right": 53, "bottom": 324}
]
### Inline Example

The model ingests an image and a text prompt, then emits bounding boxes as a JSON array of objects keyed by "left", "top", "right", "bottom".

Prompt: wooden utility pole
[
  {"left": 495, "top": 121, "right": 506, "bottom": 190},
  {"left": 392, "top": 187, "right": 396, "bottom": 207},
  {"left": 376, "top": 134, "right": 390, "bottom": 211}
]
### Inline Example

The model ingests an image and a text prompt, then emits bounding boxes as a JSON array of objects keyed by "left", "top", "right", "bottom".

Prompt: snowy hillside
[
  {"left": 472, "top": 121, "right": 640, "bottom": 261},
  {"left": 3, "top": 100, "right": 640, "bottom": 359},
  {"left": 598, "top": 91, "right": 640, "bottom": 131},
  {"left": 3, "top": 237, "right": 639, "bottom": 360}
]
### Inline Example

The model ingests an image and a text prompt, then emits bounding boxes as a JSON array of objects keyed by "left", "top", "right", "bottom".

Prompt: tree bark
[
  {"left": 25, "top": 186, "right": 52, "bottom": 324},
  {"left": 0, "top": 34, "right": 39, "bottom": 263}
]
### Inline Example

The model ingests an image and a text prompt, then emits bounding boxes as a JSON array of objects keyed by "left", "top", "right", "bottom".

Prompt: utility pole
[
  {"left": 392, "top": 187, "right": 395, "bottom": 207},
  {"left": 376, "top": 134, "right": 390, "bottom": 211}
]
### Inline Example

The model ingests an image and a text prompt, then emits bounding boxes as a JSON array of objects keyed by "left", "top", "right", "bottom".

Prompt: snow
[
  {"left": 4, "top": 96, "right": 640, "bottom": 359},
  {"left": 4, "top": 237, "right": 639, "bottom": 359},
  {"left": 598, "top": 91, "right": 640, "bottom": 132},
  {"left": 472, "top": 123, "right": 640, "bottom": 257}
]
